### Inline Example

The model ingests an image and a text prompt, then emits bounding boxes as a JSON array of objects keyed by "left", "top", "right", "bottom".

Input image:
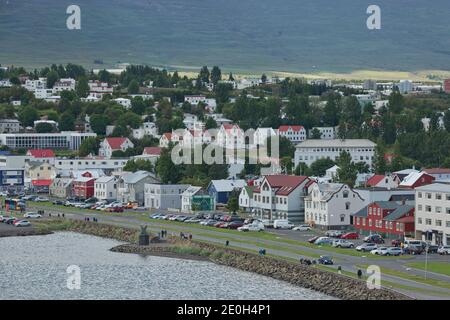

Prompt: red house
[
  {"left": 72, "top": 174, "right": 96, "bottom": 199},
  {"left": 399, "top": 172, "right": 435, "bottom": 189},
  {"left": 353, "top": 201, "right": 415, "bottom": 238}
]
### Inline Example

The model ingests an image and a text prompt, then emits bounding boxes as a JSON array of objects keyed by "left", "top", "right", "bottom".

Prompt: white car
[
  {"left": 34, "top": 197, "right": 49, "bottom": 202},
  {"left": 14, "top": 220, "right": 31, "bottom": 227},
  {"left": 24, "top": 212, "right": 42, "bottom": 219},
  {"left": 386, "top": 247, "right": 403, "bottom": 256},
  {"left": 356, "top": 243, "right": 378, "bottom": 252},
  {"left": 438, "top": 245, "right": 450, "bottom": 255},
  {"left": 371, "top": 247, "right": 389, "bottom": 255},
  {"left": 332, "top": 239, "right": 355, "bottom": 248},
  {"left": 273, "top": 219, "right": 294, "bottom": 229},
  {"left": 292, "top": 224, "right": 311, "bottom": 231},
  {"left": 238, "top": 223, "right": 265, "bottom": 232},
  {"left": 0, "top": 191, "right": 8, "bottom": 197}
]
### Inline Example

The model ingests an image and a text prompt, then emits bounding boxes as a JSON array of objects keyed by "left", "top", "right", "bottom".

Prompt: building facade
[
  {"left": 0, "top": 132, "right": 96, "bottom": 150},
  {"left": 144, "top": 183, "right": 190, "bottom": 210}
]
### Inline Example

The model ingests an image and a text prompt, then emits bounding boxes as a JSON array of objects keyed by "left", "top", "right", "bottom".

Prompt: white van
[
  {"left": 273, "top": 219, "right": 294, "bottom": 229},
  {"left": 404, "top": 239, "right": 425, "bottom": 248}
]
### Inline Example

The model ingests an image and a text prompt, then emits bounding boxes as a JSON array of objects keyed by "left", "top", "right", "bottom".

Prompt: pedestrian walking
[
  {"left": 337, "top": 266, "right": 342, "bottom": 274},
  {"left": 357, "top": 269, "right": 362, "bottom": 279},
  {"left": 225, "top": 240, "right": 229, "bottom": 246},
  {"left": 189, "top": 234, "right": 192, "bottom": 241},
  {"left": 62, "top": 213, "right": 65, "bottom": 218}
]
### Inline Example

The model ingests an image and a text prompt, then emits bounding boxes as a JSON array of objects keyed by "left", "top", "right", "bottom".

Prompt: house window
[
  {"left": 418, "top": 192, "right": 422, "bottom": 198},
  {"left": 345, "top": 202, "right": 350, "bottom": 210},
  {"left": 425, "top": 206, "right": 432, "bottom": 212},
  {"left": 343, "top": 191, "right": 349, "bottom": 198},
  {"left": 340, "top": 214, "right": 345, "bottom": 222},
  {"left": 436, "top": 207, "right": 442, "bottom": 214},
  {"left": 436, "top": 193, "right": 442, "bottom": 200},
  {"left": 436, "top": 220, "right": 442, "bottom": 227},
  {"left": 426, "top": 219, "right": 432, "bottom": 225},
  {"left": 418, "top": 205, "right": 422, "bottom": 211}
]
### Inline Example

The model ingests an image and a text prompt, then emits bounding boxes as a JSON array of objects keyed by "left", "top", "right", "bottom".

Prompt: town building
[
  {"left": 294, "top": 139, "right": 376, "bottom": 167},
  {"left": 112, "top": 98, "right": 132, "bottom": 109},
  {"left": 0, "top": 168, "right": 24, "bottom": 193},
  {"left": 415, "top": 183, "right": 450, "bottom": 245},
  {"left": 98, "top": 137, "right": 134, "bottom": 158},
  {"left": 239, "top": 186, "right": 255, "bottom": 213},
  {"left": 353, "top": 201, "right": 415, "bottom": 239},
  {"left": 253, "top": 128, "right": 277, "bottom": 145},
  {"left": 72, "top": 176, "right": 96, "bottom": 200},
  {"left": 309, "top": 127, "right": 336, "bottom": 140},
  {"left": 94, "top": 176, "right": 117, "bottom": 201},
  {"left": 422, "top": 168, "right": 450, "bottom": 181},
  {"left": 216, "top": 124, "right": 245, "bottom": 150},
  {"left": 54, "top": 157, "right": 128, "bottom": 174},
  {"left": 365, "top": 174, "right": 401, "bottom": 189},
  {"left": 116, "top": 171, "right": 159, "bottom": 206},
  {"left": 444, "top": 79, "right": 450, "bottom": 94},
  {"left": 207, "top": 179, "right": 247, "bottom": 204},
  {"left": 144, "top": 183, "right": 190, "bottom": 210},
  {"left": 50, "top": 178, "right": 73, "bottom": 199},
  {"left": 399, "top": 171, "right": 435, "bottom": 189},
  {"left": 304, "top": 182, "right": 365, "bottom": 229},
  {"left": 26, "top": 149, "right": 56, "bottom": 164},
  {"left": 181, "top": 186, "right": 202, "bottom": 212},
  {"left": 0, "top": 119, "right": 20, "bottom": 133},
  {"left": 0, "top": 132, "right": 96, "bottom": 150},
  {"left": 252, "top": 175, "right": 310, "bottom": 223},
  {"left": 52, "top": 78, "right": 76, "bottom": 93},
  {"left": 88, "top": 81, "right": 114, "bottom": 98},
  {"left": 132, "top": 122, "right": 158, "bottom": 140},
  {"left": 278, "top": 125, "right": 306, "bottom": 143}
]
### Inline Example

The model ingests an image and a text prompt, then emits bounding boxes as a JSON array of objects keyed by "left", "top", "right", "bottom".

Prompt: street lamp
[{"left": 424, "top": 229, "right": 432, "bottom": 280}]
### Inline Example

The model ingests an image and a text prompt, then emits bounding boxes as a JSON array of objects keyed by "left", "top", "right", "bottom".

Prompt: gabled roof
[
  {"left": 143, "top": 147, "right": 162, "bottom": 156},
  {"left": 278, "top": 125, "right": 304, "bottom": 132},
  {"left": 366, "top": 175, "right": 385, "bottom": 187},
  {"left": 254, "top": 175, "right": 309, "bottom": 196},
  {"left": 384, "top": 204, "right": 414, "bottom": 221},
  {"left": 243, "top": 186, "right": 255, "bottom": 197},
  {"left": 399, "top": 172, "right": 434, "bottom": 187},
  {"left": 182, "top": 186, "right": 202, "bottom": 197},
  {"left": 27, "top": 149, "right": 55, "bottom": 158},
  {"left": 423, "top": 168, "right": 450, "bottom": 175},
  {"left": 95, "top": 176, "right": 116, "bottom": 183},
  {"left": 105, "top": 137, "right": 128, "bottom": 150},
  {"left": 209, "top": 179, "right": 246, "bottom": 192}
]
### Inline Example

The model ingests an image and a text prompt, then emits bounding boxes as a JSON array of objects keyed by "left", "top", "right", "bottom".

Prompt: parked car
[
  {"left": 391, "top": 239, "right": 402, "bottom": 247},
  {"left": 292, "top": 224, "right": 311, "bottom": 231},
  {"left": 332, "top": 239, "right": 355, "bottom": 248},
  {"left": 199, "top": 219, "right": 215, "bottom": 226},
  {"left": 371, "top": 247, "right": 389, "bottom": 255},
  {"left": 437, "top": 245, "right": 450, "bottom": 255},
  {"left": 168, "top": 215, "right": 179, "bottom": 221},
  {"left": 238, "top": 223, "right": 265, "bottom": 232},
  {"left": 52, "top": 200, "right": 65, "bottom": 206},
  {"left": 0, "top": 215, "right": 11, "bottom": 222},
  {"left": 34, "top": 196, "right": 49, "bottom": 202},
  {"left": 14, "top": 220, "right": 31, "bottom": 227},
  {"left": 185, "top": 217, "right": 202, "bottom": 223},
  {"left": 425, "top": 244, "right": 439, "bottom": 254},
  {"left": 325, "top": 230, "right": 345, "bottom": 238},
  {"left": 273, "top": 219, "right": 294, "bottom": 229},
  {"left": 356, "top": 243, "right": 378, "bottom": 252},
  {"left": 22, "top": 195, "right": 36, "bottom": 201},
  {"left": 205, "top": 220, "right": 219, "bottom": 227},
  {"left": 214, "top": 221, "right": 227, "bottom": 228},
  {"left": 403, "top": 245, "right": 423, "bottom": 255},
  {"left": 307, "top": 236, "right": 320, "bottom": 243},
  {"left": 364, "top": 234, "right": 384, "bottom": 244},
  {"left": 259, "top": 219, "right": 274, "bottom": 228},
  {"left": 175, "top": 215, "right": 189, "bottom": 222},
  {"left": 106, "top": 206, "right": 124, "bottom": 213},
  {"left": 386, "top": 247, "right": 403, "bottom": 256},
  {"left": 314, "top": 237, "right": 333, "bottom": 245},
  {"left": 149, "top": 213, "right": 161, "bottom": 219},
  {"left": 318, "top": 256, "right": 333, "bottom": 265},
  {"left": 227, "top": 221, "right": 245, "bottom": 229},
  {"left": 341, "top": 232, "right": 359, "bottom": 240},
  {"left": 0, "top": 191, "right": 8, "bottom": 197},
  {"left": 4, "top": 217, "right": 19, "bottom": 225},
  {"left": 24, "top": 212, "right": 42, "bottom": 218}
]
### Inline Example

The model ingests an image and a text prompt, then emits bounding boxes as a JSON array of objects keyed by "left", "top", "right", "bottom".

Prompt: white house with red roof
[
  {"left": 366, "top": 174, "right": 401, "bottom": 189},
  {"left": 277, "top": 125, "right": 306, "bottom": 143},
  {"left": 99, "top": 137, "right": 134, "bottom": 158},
  {"left": 252, "top": 175, "right": 311, "bottom": 223},
  {"left": 26, "top": 149, "right": 56, "bottom": 165}
]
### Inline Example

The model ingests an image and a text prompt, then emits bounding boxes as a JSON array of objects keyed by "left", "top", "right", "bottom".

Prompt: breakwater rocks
[
  {"left": 111, "top": 243, "right": 210, "bottom": 261},
  {"left": 64, "top": 220, "right": 139, "bottom": 243},
  {"left": 0, "top": 225, "right": 52, "bottom": 238}
]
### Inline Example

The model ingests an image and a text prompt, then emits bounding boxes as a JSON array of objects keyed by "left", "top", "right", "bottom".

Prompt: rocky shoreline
[{"left": 30, "top": 220, "right": 412, "bottom": 300}]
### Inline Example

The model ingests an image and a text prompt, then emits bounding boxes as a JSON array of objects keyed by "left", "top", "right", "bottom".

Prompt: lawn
[{"left": 406, "top": 262, "right": 450, "bottom": 277}]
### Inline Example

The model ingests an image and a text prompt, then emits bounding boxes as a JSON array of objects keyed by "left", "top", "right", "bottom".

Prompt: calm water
[{"left": 0, "top": 232, "right": 332, "bottom": 300}]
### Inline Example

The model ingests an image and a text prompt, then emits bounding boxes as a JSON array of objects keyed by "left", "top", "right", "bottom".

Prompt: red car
[
  {"left": 391, "top": 239, "right": 402, "bottom": 247},
  {"left": 214, "top": 222, "right": 227, "bottom": 228},
  {"left": 227, "top": 221, "right": 244, "bottom": 229},
  {"left": 307, "top": 236, "right": 320, "bottom": 243},
  {"left": 341, "top": 232, "right": 359, "bottom": 240}
]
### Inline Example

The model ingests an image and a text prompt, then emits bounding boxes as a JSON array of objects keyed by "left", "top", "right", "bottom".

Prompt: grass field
[{"left": 406, "top": 262, "right": 450, "bottom": 277}]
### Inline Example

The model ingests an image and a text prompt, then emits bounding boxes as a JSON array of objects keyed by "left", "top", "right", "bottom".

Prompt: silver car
[{"left": 332, "top": 239, "right": 355, "bottom": 248}]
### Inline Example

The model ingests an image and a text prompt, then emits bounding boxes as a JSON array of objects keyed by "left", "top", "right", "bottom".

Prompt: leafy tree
[
  {"left": 156, "top": 148, "right": 182, "bottom": 183},
  {"left": 35, "top": 122, "right": 55, "bottom": 133},
  {"left": 90, "top": 114, "right": 108, "bottom": 135},
  {"left": 388, "top": 89, "right": 404, "bottom": 114},
  {"left": 205, "top": 117, "right": 218, "bottom": 129},
  {"left": 76, "top": 76, "right": 90, "bottom": 98},
  {"left": 373, "top": 145, "right": 388, "bottom": 174},
  {"left": 18, "top": 106, "right": 39, "bottom": 127},
  {"left": 199, "top": 66, "right": 210, "bottom": 83},
  {"left": 294, "top": 162, "right": 312, "bottom": 176},
  {"left": 79, "top": 137, "right": 99, "bottom": 157},
  {"left": 310, "top": 158, "right": 335, "bottom": 177},
  {"left": 280, "top": 156, "right": 293, "bottom": 174},
  {"left": 111, "top": 125, "right": 131, "bottom": 137},
  {"left": 123, "top": 159, "right": 154, "bottom": 172},
  {"left": 98, "top": 69, "right": 111, "bottom": 83},
  {"left": 210, "top": 66, "right": 222, "bottom": 85},
  {"left": 59, "top": 112, "right": 75, "bottom": 131},
  {"left": 46, "top": 71, "right": 59, "bottom": 88},
  {"left": 127, "top": 80, "right": 140, "bottom": 94},
  {"left": 227, "top": 193, "right": 239, "bottom": 214},
  {"left": 336, "top": 151, "right": 358, "bottom": 187},
  {"left": 310, "top": 128, "right": 322, "bottom": 139}
]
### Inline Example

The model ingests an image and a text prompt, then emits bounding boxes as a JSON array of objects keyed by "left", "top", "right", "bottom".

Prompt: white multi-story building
[
  {"left": 0, "top": 119, "right": 20, "bottom": 133},
  {"left": 304, "top": 182, "right": 366, "bottom": 229},
  {"left": 117, "top": 171, "right": 159, "bottom": 206},
  {"left": 252, "top": 175, "right": 311, "bottom": 223},
  {"left": 181, "top": 186, "right": 202, "bottom": 212},
  {"left": 132, "top": 122, "right": 158, "bottom": 140},
  {"left": 294, "top": 139, "right": 376, "bottom": 167},
  {"left": 34, "top": 88, "right": 53, "bottom": 99},
  {"left": 55, "top": 157, "right": 128, "bottom": 174},
  {"left": 253, "top": 128, "right": 277, "bottom": 145},
  {"left": 52, "top": 78, "right": 76, "bottom": 94},
  {"left": 94, "top": 176, "right": 117, "bottom": 201},
  {"left": 415, "top": 183, "right": 450, "bottom": 245},
  {"left": 0, "top": 79, "right": 12, "bottom": 87},
  {"left": 0, "top": 132, "right": 96, "bottom": 150},
  {"left": 309, "top": 127, "right": 335, "bottom": 140},
  {"left": 144, "top": 183, "right": 190, "bottom": 210},
  {"left": 112, "top": 98, "right": 132, "bottom": 109},
  {"left": 88, "top": 81, "right": 114, "bottom": 98},
  {"left": 278, "top": 125, "right": 306, "bottom": 143},
  {"left": 216, "top": 124, "right": 245, "bottom": 150},
  {"left": 397, "top": 80, "right": 413, "bottom": 94},
  {"left": 23, "top": 78, "right": 47, "bottom": 91}
]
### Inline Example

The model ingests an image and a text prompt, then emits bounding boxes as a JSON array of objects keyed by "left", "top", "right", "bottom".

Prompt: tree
[
  {"left": 310, "top": 128, "right": 322, "bottom": 139},
  {"left": 205, "top": 117, "right": 218, "bottom": 129},
  {"left": 227, "top": 193, "right": 239, "bottom": 214},
  {"left": 228, "top": 72, "right": 235, "bottom": 81},
  {"left": 79, "top": 137, "right": 99, "bottom": 157},
  {"left": 90, "top": 114, "right": 108, "bottom": 135},
  {"left": 444, "top": 109, "right": 450, "bottom": 133},
  {"left": 210, "top": 66, "right": 222, "bottom": 85},
  {"left": 310, "top": 158, "right": 335, "bottom": 177},
  {"left": 373, "top": 145, "right": 388, "bottom": 174},
  {"left": 280, "top": 156, "right": 293, "bottom": 174},
  {"left": 35, "top": 122, "right": 55, "bottom": 133},
  {"left": 294, "top": 162, "right": 312, "bottom": 176},
  {"left": 336, "top": 151, "right": 358, "bottom": 187},
  {"left": 59, "top": 112, "right": 75, "bottom": 131},
  {"left": 46, "top": 71, "right": 59, "bottom": 88},
  {"left": 199, "top": 66, "right": 210, "bottom": 83},
  {"left": 127, "top": 80, "right": 140, "bottom": 94},
  {"left": 98, "top": 69, "right": 111, "bottom": 83},
  {"left": 388, "top": 89, "right": 404, "bottom": 114},
  {"left": 76, "top": 76, "right": 89, "bottom": 98},
  {"left": 323, "top": 94, "right": 340, "bottom": 126},
  {"left": 156, "top": 148, "right": 182, "bottom": 183},
  {"left": 18, "top": 106, "right": 39, "bottom": 127},
  {"left": 261, "top": 74, "right": 267, "bottom": 84},
  {"left": 123, "top": 159, "right": 154, "bottom": 172}
]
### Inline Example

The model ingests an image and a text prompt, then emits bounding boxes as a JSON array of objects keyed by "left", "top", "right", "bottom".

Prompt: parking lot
[{"left": 0, "top": 220, "right": 35, "bottom": 237}]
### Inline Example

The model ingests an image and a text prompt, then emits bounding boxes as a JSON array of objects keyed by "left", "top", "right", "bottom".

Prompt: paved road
[{"left": 27, "top": 203, "right": 450, "bottom": 300}]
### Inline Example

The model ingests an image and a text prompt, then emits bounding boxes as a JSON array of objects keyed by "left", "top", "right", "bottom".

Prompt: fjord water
[
  {"left": 1, "top": 0, "right": 450, "bottom": 72},
  {"left": 0, "top": 232, "right": 332, "bottom": 300}
]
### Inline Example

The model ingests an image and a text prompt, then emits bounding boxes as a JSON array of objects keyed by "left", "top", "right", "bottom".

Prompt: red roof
[
  {"left": 254, "top": 175, "right": 309, "bottom": 195},
  {"left": 143, "top": 147, "right": 162, "bottom": 156},
  {"left": 27, "top": 149, "right": 55, "bottom": 158},
  {"left": 162, "top": 133, "right": 172, "bottom": 140},
  {"left": 105, "top": 137, "right": 128, "bottom": 150},
  {"left": 423, "top": 168, "right": 450, "bottom": 175},
  {"left": 278, "top": 125, "right": 304, "bottom": 132},
  {"left": 366, "top": 175, "right": 385, "bottom": 187},
  {"left": 32, "top": 179, "right": 53, "bottom": 186}
]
